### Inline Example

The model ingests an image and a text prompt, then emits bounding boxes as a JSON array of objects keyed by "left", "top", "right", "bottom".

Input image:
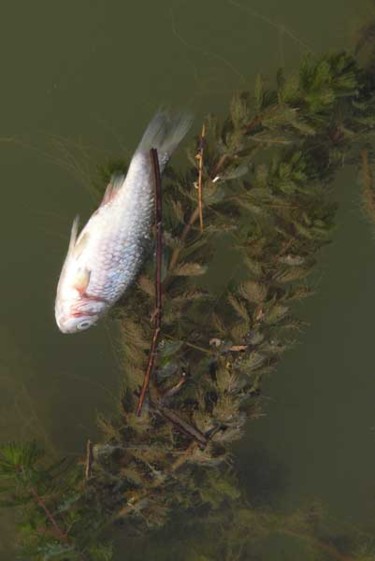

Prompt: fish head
[
  {"left": 55, "top": 282, "right": 107, "bottom": 333},
  {"left": 55, "top": 309, "right": 99, "bottom": 334},
  {"left": 54, "top": 277, "right": 98, "bottom": 332},
  {"left": 55, "top": 267, "right": 108, "bottom": 333},
  {"left": 55, "top": 216, "right": 106, "bottom": 333}
]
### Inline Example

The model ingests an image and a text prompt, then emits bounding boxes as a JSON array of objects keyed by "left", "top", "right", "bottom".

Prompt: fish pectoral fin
[
  {"left": 100, "top": 172, "right": 126, "bottom": 206},
  {"left": 73, "top": 267, "right": 91, "bottom": 293}
]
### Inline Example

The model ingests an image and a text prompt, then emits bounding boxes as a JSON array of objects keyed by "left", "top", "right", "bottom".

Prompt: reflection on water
[{"left": 235, "top": 441, "right": 290, "bottom": 508}]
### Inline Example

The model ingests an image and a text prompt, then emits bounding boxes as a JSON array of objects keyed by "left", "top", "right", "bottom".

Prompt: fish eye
[{"left": 77, "top": 319, "right": 93, "bottom": 331}]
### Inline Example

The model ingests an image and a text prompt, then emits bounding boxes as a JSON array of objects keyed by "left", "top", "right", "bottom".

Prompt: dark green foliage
[
  {"left": 4, "top": 46, "right": 375, "bottom": 560},
  {"left": 0, "top": 441, "right": 116, "bottom": 560}
]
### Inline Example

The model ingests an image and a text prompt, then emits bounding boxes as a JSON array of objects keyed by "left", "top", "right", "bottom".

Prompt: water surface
[{"left": 0, "top": 0, "right": 371, "bottom": 558}]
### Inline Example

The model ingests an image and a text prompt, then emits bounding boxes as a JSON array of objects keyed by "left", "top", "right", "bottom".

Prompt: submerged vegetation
[{"left": 3, "top": 36, "right": 375, "bottom": 560}]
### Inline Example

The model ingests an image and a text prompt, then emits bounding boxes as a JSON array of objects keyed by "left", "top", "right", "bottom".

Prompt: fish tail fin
[{"left": 137, "top": 110, "right": 193, "bottom": 169}]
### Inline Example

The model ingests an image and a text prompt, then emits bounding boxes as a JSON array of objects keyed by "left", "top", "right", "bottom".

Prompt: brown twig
[
  {"left": 85, "top": 439, "right": 94, "bottom": 480},
  {"left": 280, "top": 529, "right": 355, "bottom": 561},
  {"left": 137, "top": 148, "right": 163, "bottom": 416},
  {"left": 211, "top": 153, "right": 230, "bottom": 179},
  {"left": 165, "top": 130, "right": 234, "bottom": 283},
  {"left": 227, "top": 345, "right": 248, "bottom": 352},
  {"left": 160, "top": 371, "right": 188, "bottom": 399},
  {"left": 195, "top": 123, "right": 206, "bottom": 232},
  {"left": 243, "top": 114, "right": 262, "bottom": 134},
  {"left": 30, "top": 486, "right": 68, "bottom": 542},
  {"left": 148, "top": 375, "right": 208, "bottom": 445},
  {"left": 361, "top": 148, "right": 375, "bottom": 223},
  {"left": 166, "top": 206, "right": 200, "bottom": 276},
  {"left": 165, "top": 125, "right": 238, "bottom": 287},
  {"left": 154, "top": 404, "right": 208, "bottom": 446},
  {"left": 115, "top": 441, "right": 200, "bottom": 520}
]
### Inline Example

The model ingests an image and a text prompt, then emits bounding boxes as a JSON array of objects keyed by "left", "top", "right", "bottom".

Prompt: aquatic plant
[{"left": 2, "top": 36, "right": 375, "bottom": 560}]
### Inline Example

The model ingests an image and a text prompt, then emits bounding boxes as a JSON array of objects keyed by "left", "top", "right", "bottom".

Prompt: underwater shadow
[{"left": 234, "top": 438, "right": 290, "bottom": 507}]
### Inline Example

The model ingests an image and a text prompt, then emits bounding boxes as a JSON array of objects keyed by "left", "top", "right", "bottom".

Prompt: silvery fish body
[{"left": 55, "top": 111, "right": 192, "bottom": 334}]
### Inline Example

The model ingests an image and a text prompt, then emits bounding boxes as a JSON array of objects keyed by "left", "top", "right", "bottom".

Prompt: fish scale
[{"left": 55, "top": 111, "right": 192, "bottom": 334}]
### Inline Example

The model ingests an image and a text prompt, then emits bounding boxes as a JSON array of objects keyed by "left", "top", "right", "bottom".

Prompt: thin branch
[
  {"left": 165, "top": 132, "right": 237, "bottom": 282},
  {"left": 154, "top": 404, "right": 208, "bottom": 446},
  {"left": 361, "top": 148, "right": 375, "bottom": 223},
  {"left": 115, "top": 441, "right": 200, "bottom": 520},
  {"left": 149, "top": 375, "right": 208, "bottom": 445},
  {"left": 166, "top": 206, "right": 200, "bottom": 276},
  {"left": 211, "top": 152, "right": 234, "bottom": 179},
  {"left": 280, "top": 529, "right": 355, "bottom": 561},
  {"left": 30, "top": 486, "right": 68, "bottom": 543},
  {"left": 137, "top": 148, "right": 163, "bottom": 416},
  {"left": 195, "top": 123, "right": 206, "bottom": 232},
  {"left": 163, "top": 334, "right": 211, "bottom": 355},
  {"left": 243, "top": 114, "right": 262, "bottom": 134},
  {"left": 85, "top": 439, "right": 93, "bottom": 480},
  {"left": 160, "top": 371, "right": 188, "bottom": 399}
]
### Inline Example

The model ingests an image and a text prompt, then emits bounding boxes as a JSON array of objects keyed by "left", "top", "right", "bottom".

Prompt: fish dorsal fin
[
  {"left": 100, "top": 173, "right": 125, "bottom": 207},
  {"left": 67, "top": 216, "right": 90, "bottom": 259},
  {"left": 73, "top": 232, "right": 90, "bottom": 258},
  {"left": 68, "top": 216, "right": 80, "bottom": 252}
]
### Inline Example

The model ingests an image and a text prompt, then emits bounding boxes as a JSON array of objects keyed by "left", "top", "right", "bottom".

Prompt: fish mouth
[
  {"left": 55, "top": 317, "right": 82, "bottom": 334},
  {"left": 55, "top": 305, "right": 75, "bottom": 334},
  {"left": 55, "top": 314, "right": 73, "bottom": 334},
  {"left": 55, "top": 307, "right": 97, "bottom": 334}
]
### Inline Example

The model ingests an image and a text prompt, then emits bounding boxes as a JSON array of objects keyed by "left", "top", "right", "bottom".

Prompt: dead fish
[{"left": 55, "top": 111, "right": 192, "bottom": 334}]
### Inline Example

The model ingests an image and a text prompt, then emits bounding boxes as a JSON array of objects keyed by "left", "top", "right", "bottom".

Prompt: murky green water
[{"left": 1, "top": 0, "right": 373, "bottom": 558}]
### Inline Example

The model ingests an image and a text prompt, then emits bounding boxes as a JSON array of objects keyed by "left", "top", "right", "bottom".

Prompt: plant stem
[
  {"left": 165, "top": 140, "right": 238, "bottom": 282},
  {"left": 115, "top": 441, "right": 200, "bottom": 520},
  {"left": 154, "top": 404, "right": 208, "bottom": 446},
  {"left": 166, "top": 206, "right": 201, "bottom": 276},
  {"left": 280, "top": 528, "right": 355, "bottom": 561},
  {"left": 196, "top": 123, "right": 206, "bottom": 232},
  {"left": 361, "top": 148, "right": 375, "bottom": 222},
  {"left": 137, "top": 148, "right": 163, "bottom": 416},
  {"left": 30, "top": 486, "right": 68, "bottom": 543},
  {"left": 85, "top": 439, "right": 93, "bottom": 480}
]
